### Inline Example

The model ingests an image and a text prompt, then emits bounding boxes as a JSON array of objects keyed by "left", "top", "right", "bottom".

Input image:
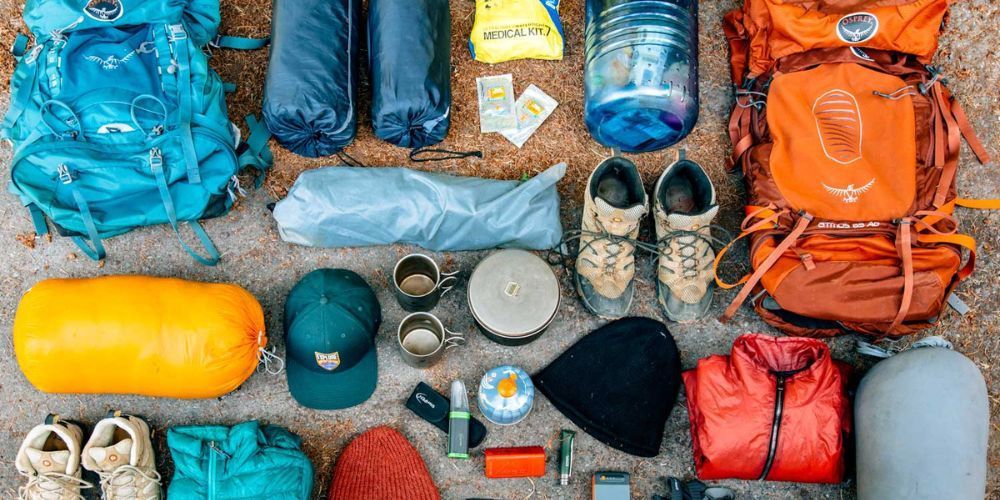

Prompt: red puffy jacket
[{"left": 683, "top": 334, "right": 850, "bottom": 483}]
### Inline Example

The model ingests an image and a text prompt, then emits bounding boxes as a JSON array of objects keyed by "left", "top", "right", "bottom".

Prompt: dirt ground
[{"left": 0, "top": 0, "right": 997, "bottom": 498}]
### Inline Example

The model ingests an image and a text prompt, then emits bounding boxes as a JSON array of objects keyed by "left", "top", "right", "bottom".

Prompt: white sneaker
[
  {"left": 16, "top": 415, "right": 93, "bottom": 500},
  {"left": 81, "top": 413, "right": 162, "bottom": 500}
]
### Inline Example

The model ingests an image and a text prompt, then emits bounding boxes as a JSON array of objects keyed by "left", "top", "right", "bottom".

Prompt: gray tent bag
[
  {"left": 273, "top": 164, "right": 565, "bottom": 251},
  {"left": 854, "top": 338, "right": 988, "bottom": 500}
]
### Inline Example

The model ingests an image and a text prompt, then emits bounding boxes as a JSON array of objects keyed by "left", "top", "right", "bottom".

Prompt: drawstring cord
[
  {"left": 735, "top": 89, "right": 768, "bottom": 109},
  {"left": 336, "top": 151, "right": 365, "bottom": 167},
  {"left": 256, "top": 331, "right": 285, "bottom": 375},
  {"left": 409, "top": 146, "right": 483, "bottom": 163},
  {"left": 873, "top": 85, "right": 917, "bottom": 100}
]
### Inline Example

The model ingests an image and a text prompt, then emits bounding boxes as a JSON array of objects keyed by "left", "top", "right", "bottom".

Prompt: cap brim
[{"left": 286, "top": 345, "right": 377, "bottom": 410}]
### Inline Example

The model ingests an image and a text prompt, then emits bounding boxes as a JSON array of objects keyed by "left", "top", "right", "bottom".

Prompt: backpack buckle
[
  {"left": 167, "top": 24, "right": 188, "bottom": 42},
  {"left": 57, "top": 164, "right": 73, "bottom": 184},
  {"left": 148, "top": 148, "right": 163, "bottom": 170}
]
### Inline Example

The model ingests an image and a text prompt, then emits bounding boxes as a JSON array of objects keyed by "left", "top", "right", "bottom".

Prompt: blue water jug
[{"left": 584, "top": 0, "right": 699, "bottom": 152}]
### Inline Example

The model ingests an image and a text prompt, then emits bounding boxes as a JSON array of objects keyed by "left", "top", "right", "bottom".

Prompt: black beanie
[{"left": 534, "top": 317, "right": 682, "bottom": 457}]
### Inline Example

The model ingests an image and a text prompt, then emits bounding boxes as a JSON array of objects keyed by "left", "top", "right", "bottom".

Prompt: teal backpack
[{"left": 2, "top": 0, "right": 272, "bottom": 265}]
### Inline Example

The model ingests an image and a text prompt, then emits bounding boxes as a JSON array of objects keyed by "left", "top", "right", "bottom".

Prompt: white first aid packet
[{"left": 502, "top": 84, "right": 558, "bottom": 148}]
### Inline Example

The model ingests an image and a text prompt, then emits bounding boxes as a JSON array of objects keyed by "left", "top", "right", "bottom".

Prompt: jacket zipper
[
  {"left": 758, "top": 374, "right": 787, "bottom": 481},
  {"left": 208, "top": 441, "right": 230, "bottom": 500}
]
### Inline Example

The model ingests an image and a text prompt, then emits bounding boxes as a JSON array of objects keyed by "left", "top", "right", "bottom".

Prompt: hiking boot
[
  {"left": 82, "top": 413, "right": 162, "bottom": 500},
  {"left": 16, "top": 415, "right": 92, "bottom": 500},
  {"left": 575, "top": 156, "right": 649, "bottom": 319},
  {"left": 653, "top": 153, "right": 719, "bottom": 322}
]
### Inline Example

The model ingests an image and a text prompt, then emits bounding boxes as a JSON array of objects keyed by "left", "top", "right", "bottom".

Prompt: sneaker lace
[
  {"left": 658, "top": 225, "right": 734, "bottom": 279},
  {"left": 18, "top": 470, "right": 93, "bottom": 500},
  {"left": 98, "top": 465, "right": 162, "bottom": 499}
]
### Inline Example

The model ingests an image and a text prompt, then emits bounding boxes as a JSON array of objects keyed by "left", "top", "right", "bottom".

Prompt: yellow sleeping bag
[{"left": 14, "top": 276, "right": 266, "bottom": 399}]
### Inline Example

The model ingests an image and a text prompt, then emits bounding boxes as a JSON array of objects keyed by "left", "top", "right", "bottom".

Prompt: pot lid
[{"left": 468, "top": 250, "right": 560, "bottom": 337}]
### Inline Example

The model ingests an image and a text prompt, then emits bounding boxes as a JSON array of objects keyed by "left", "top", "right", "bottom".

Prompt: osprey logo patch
[
  {"left": 315, "top": 352, "right": 341, "bottom": 371},
  {"left": 84, "top": 0, "right": 124, "bottom": 22},
  {"left": 837, "top": 12, "right": 878, "bottom": 44},
  {"left": 85, "top": 49, "right": 136, "bottom": 70},
  {"left": 822, "top": 179, "right": 876, "bottom": 203}
]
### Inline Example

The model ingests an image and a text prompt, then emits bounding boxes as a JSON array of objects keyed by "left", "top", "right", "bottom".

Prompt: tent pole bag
[
  {"left": 263, "top": 0, "right": 360, "bottom": 157},
  {"left": 368, "top": 0, "right": 452, "bottom": 150}
]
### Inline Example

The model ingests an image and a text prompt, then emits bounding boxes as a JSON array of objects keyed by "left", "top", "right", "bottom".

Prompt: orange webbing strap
[
  {"left": 714, "top": 206, "right": 782, "bottom": 290},
  {"left": 955, "top": 198, "right": 1000, "bottom": 209},
  {"left": 721, "top": 212, "right": 812, "bottom": 323},
  {"left": 929, "top": 87, "right": 946, "bottom": 168},
  {"left": 889, "top": 220, "right": 915, "bottom": 332},
  {"left": 932, "top": 85, "right": 963, "bottom": 208},
  {"left": 949, "top": 97, "right": 992, "bottom": 165},
  {"left": 919, "top": 232, "right": 978, "bottom": 281},
  {"left": 729, "top": 132, "right": 754, "bottom": 171},
  {"left": 913, "top": 207, "right": 977, "bottom": 280}
]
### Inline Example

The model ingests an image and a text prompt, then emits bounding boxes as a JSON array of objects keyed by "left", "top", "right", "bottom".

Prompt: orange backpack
[{"left": 717, "top": 0, "right": 995, "bottom": 338}]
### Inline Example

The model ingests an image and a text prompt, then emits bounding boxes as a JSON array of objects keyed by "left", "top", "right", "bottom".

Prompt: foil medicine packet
[
  {"left": 477, "top": 74, "right": 517, "bottom": 133},
  {"left": 502, "top": 84, "right": 558, "bottom": 148}
]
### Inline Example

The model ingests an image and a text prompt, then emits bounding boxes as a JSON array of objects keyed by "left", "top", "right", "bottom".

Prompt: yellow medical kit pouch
[
  {"left": 13, "top": 276, "right": 266, "bottom": 399},
  {"left": 469, "top": 0, "right": 564, "bottom": 63}
]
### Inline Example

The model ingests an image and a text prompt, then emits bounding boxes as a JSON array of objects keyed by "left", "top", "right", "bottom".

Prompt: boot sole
[{"left": 575, "top": 273, "right": 634, "bottom": 320}]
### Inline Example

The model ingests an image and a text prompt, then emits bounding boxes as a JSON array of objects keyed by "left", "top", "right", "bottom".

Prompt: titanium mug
[
  {"left": 393, "top": 254, "right": 458, "bottom": 312},
  {"left": 397, "top": 312, "right": 465, "bottom": 369}
]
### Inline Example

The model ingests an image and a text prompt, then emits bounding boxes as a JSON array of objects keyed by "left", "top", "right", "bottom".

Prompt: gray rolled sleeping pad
[
  {"left": 272, "top": 163, "right": 565, "bottom": 251},
  {"left": 855, "top": 337, "right": 988, "bottom": 500}
]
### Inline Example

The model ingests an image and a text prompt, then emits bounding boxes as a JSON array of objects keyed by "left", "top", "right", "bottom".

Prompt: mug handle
[
  {"left": 443, "top": 329, "right": 466, "bottom": 349},
  {"left": 438, "top": 271, "right": 459, "bottom": 297}
]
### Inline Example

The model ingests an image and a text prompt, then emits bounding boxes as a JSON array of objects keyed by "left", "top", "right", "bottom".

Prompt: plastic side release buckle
[{"left": 167, "top": 24, "right": 187, "bottom": 41}]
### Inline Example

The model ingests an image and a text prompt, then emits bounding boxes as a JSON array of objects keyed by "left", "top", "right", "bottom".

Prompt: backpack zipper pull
[{"left": 57, "top": 164, "right": 73, "bottom": 184}]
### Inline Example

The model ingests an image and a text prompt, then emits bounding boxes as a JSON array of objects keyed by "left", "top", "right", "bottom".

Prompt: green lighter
[{"left": 559, "top": 429, "right": 575, "bottom": 485}]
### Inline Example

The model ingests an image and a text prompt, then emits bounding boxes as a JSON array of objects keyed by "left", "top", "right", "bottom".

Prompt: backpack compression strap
[
  {"left": 237, "top": 115, "right": 273, "bottom": 188},
  {"left": 148, "top": 148, "right": 221, "bottom": 266},
  {"left": 209, "top": 35, "right": 270, "bottom": 50},
  {"left": 721, "top": 212, "right": 813, "bottom": 322}
]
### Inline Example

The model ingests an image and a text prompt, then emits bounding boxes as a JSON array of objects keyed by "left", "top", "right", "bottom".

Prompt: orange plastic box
[{"left": 484, "top": 446, "right": 546, "bottom": 478}]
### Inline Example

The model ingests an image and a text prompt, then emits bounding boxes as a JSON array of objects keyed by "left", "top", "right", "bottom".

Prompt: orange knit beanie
[{"left": 328, "top": 426, "right": 440, "bottom": 500}]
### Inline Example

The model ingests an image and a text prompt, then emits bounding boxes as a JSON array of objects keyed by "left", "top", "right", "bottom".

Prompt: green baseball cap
[{"left": 285, "top": 269, "right": 382, "bottom": 410}]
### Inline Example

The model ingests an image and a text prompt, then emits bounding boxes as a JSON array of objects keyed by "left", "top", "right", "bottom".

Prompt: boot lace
[
  {"left": 98, "top": 465, "right": 162, "bottom": 500},
  {"left": 18, "top": 470, "right": 92, "bottom": 500},
  {"left": 576, "top": 215, "right": 639, "bottom": 274},
  {"left": 658, "top": 225, "right": 733, "bottom": 279},
  {"left": 549, "top": 223, "right": 734, "bottom": 277}
]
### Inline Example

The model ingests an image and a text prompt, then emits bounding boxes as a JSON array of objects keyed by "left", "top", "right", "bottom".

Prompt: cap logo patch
[
  {"left": 836, "top": 12, "right": 878, "bottom": 44},
  {"left": 315, "top": 351, "right": 341, "bottom": 371}
]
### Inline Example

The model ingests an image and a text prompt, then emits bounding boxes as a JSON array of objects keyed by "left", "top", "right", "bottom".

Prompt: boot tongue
[
  {"left": 25, "top": 448, "right": 71, "bottom": 474},
  {"left": 87, "top": 438, "right": 133, "bottom": 472},
  {"left": 594, "top": 197, "right": 647, "bottom": 231},
  {"left": 663, "top": 204, "right": 719, "bottom": 231}
]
